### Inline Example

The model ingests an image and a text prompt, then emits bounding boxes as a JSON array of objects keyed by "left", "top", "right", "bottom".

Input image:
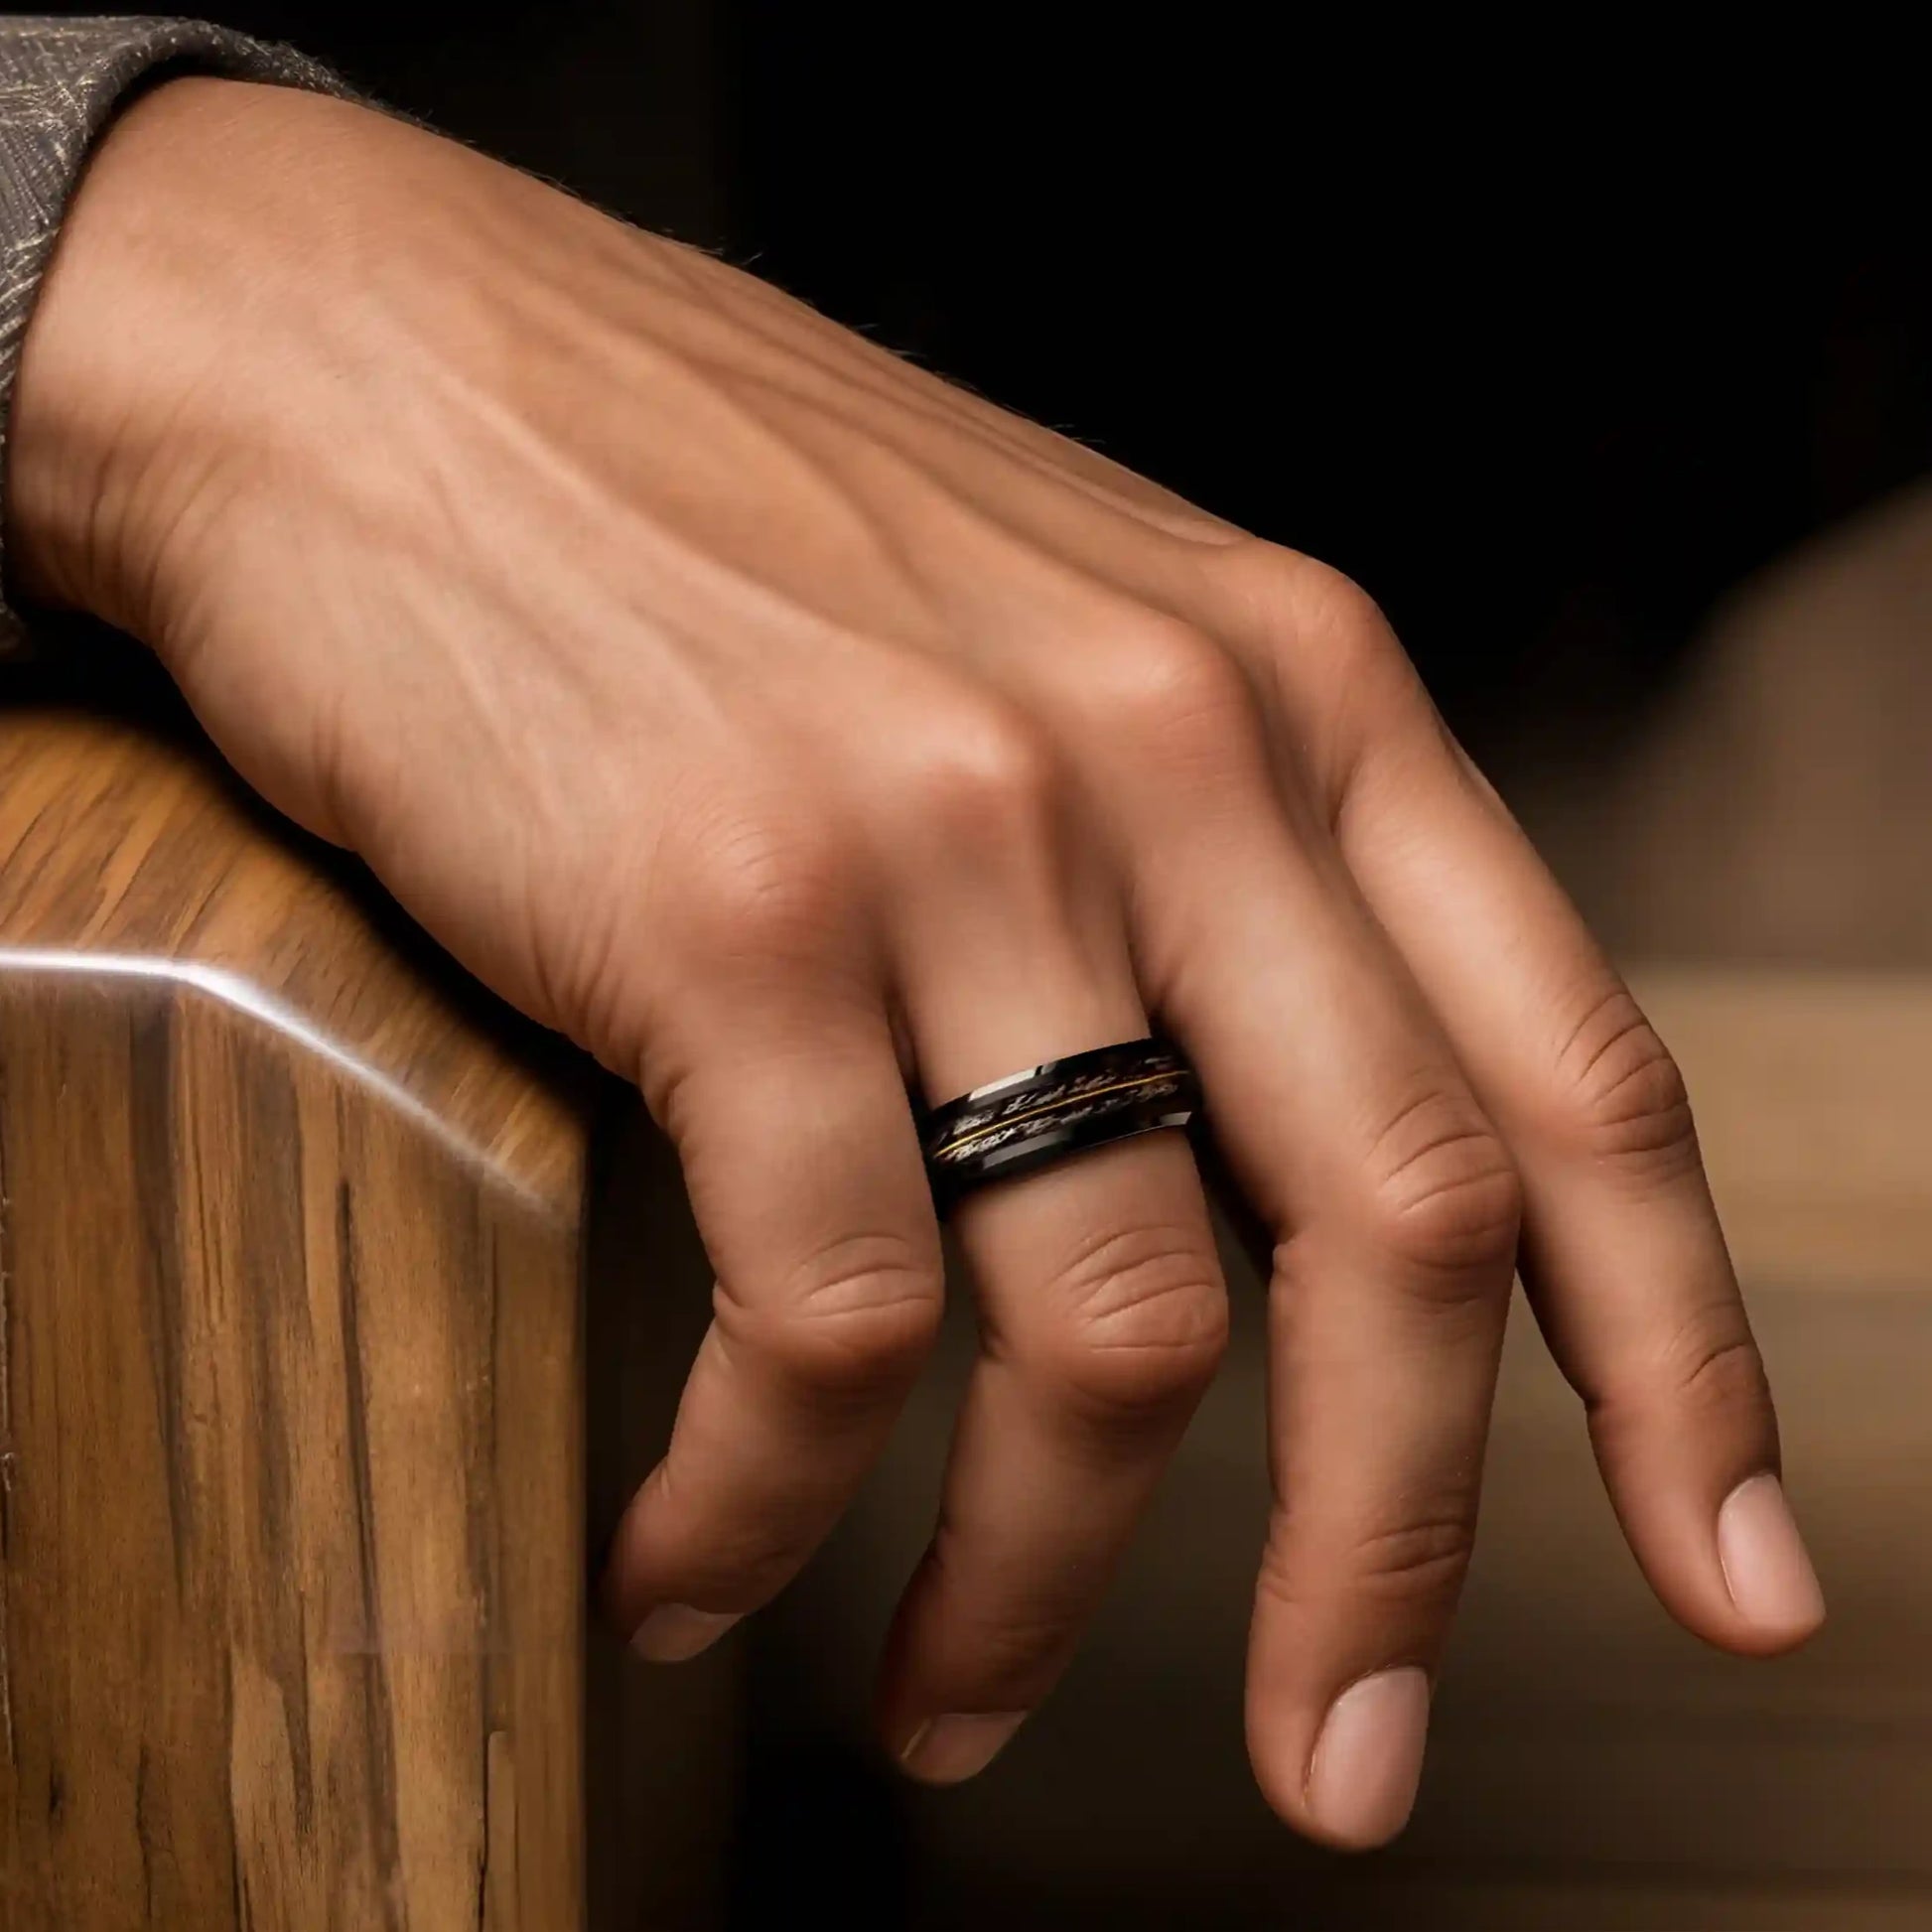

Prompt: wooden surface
[{"left": 0, "top": 705, "right": 593, "bottom": 1927}]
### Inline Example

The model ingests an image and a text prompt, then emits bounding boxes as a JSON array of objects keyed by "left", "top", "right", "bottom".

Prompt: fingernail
[
  {"left": 1719, "top": 1472, "right": 1826, "bottom": 1638},
  {"left": 1308, "top": 1667, "right": 1431, "bottom": 1849},
  {"left": 897, "top": 1712, "right": 1027, "bottom": 1784},
  {"left": 629, "top": 1604, "right": 742, "bottom": 1663}
]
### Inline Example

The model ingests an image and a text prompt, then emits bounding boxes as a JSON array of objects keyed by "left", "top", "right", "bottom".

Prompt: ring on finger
[{"left": 917, "top": 1037, "right": 1202, "bottom": 1212}]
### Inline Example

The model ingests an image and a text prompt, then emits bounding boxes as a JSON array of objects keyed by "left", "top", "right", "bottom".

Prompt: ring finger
[{"left": 872, "top": 750, "right": 1227, "bottom": 1783}]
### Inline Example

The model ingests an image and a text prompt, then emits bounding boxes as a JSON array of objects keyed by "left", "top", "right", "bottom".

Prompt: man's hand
[{"left": 10, "top": 76, "right": 1823, "bottom": 1848}]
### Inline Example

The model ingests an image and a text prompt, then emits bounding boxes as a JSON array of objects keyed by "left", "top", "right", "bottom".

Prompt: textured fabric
[{"left": 0, "top": 15, "right": 347, "bottom": 650}]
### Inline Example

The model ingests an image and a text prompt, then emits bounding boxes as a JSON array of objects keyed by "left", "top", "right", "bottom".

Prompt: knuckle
[
  {"left": 719, "top": 1230, "right": 942, "bottom": 1396},
  {"left": 917, "top": 1537, "right": 1079, "bottom": 1702},
  {"left": 1360, "top": 1087, "right": 1523, "bottom": 1282},
  {"left": 1029, "top": 1220, "right": 1228, "bottom": 1420},
  {"left": 1255, "top": 1503, "right": 1475, "bottom": 1619},
  {"left": 1293, "top": 556, "right": 1393, "bottom": 646},
  {"left": 1226, "top": 543, "right": 1395, "bottom": 661},
  {"left": 1215, "top": 542, "right": 1420, "bottom": 809},
  {"left": 1089, "top": 612, "right": 1261, "bottom": 760},
  {"left": 1587, "top": 1305, "right": 1772, "bottom": 1460},
  {"left": 674, "top": 799, "right": 852, "bottom": 966},
  {"left": 1553, "top": 988, "right": 1701, "bottom": 1182},
  {"left": 1348, "top": 1511, "right": 1478, "bottom": 1608},
  {"left": 1662, "top": 1308, "right": 1771, "bottom": 1421},
  {"left": 895, "top": 694, "right": 1069, "bottom": 853},
  {"left": 702, "top": 1523, "right": 816, "bottom": 1605},
  {"left": 1214, "top": 536, "right": 1314, "bottom": 603},
  {"left": 637, "top": 1459, "right": 815, "bottom": 1604}
]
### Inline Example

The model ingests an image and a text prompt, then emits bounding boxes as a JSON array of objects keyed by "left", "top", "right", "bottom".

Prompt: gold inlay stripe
[{"left": 932, "top": 1070, "right": 1184, "bottom": 1161}]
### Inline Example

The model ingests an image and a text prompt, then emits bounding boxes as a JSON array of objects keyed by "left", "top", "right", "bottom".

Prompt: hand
[{"left": 11, "top": 77, "right": 1823, "bottom": 1848}]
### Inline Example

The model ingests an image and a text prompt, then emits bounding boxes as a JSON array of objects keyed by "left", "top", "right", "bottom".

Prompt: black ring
[{"left": 918, "top": 1038, "right": 1202, "bottom": 1211}]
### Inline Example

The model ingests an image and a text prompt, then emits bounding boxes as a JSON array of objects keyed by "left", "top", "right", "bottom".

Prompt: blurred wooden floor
[{"left": 732, "top": 966, "right": 1931, "bottom": 1931}]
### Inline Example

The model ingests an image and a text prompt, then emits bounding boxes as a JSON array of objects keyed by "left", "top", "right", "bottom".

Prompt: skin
[{"left": 8, "top": 76, "right": 1823, "bottom": 1848}]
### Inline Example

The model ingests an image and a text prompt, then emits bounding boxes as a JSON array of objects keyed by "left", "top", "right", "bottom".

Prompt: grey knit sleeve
[{"left": 0, "top": 16, "right": 350, "bottom": 650}]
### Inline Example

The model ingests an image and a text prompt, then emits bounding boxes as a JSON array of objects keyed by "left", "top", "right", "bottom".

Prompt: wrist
[{"left": 7, "top": 77, "right": 373, "bottom": 639}]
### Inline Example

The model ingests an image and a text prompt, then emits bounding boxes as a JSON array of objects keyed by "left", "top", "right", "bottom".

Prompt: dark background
[{"left": 111, "top": 3, "right": 1932, "bottom": 771}]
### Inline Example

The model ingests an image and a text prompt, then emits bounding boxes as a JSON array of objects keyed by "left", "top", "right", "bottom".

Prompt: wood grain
[{"left": 0, "top": 702, "right": 593, "bottom": 1927}]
